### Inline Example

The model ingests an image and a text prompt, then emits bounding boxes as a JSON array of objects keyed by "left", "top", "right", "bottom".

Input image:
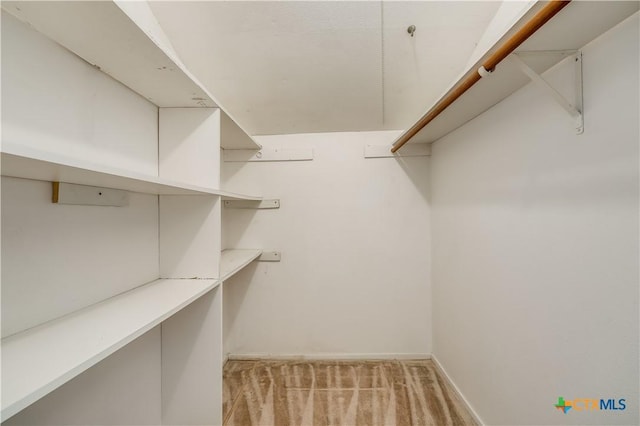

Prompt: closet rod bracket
[{"left": 509, "top": 51, "right": 584, "bottom": 134}]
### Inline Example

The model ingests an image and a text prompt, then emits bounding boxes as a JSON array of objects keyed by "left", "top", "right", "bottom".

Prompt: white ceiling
[{"left": 150, "top": 1, "right": 501, "bottom": 135}]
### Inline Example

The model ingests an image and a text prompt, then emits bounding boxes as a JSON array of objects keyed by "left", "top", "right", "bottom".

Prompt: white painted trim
[
  {"left": 432, "top": 355, "right": 485, "bottom": 426},
  {"left": 227, "top": 353, "right": 431, "bottom": 361}
]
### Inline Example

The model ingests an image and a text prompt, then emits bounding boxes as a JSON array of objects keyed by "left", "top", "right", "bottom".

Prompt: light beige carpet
[{"left": 223, "top": 359, "right": 477, "bottom": 426}]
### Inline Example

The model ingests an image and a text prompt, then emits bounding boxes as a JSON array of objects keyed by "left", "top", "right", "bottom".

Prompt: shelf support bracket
[
  {"left": 52, "top": 182, "right": 129, "bottom": 206},
  {"left": 223, "top": 148, "right": 313, "bottom": 162},
  {"left": 258, "top": 251, "right": 281, "bottom": 262},
  {"left": 223, "top": 199, "right": 280, "bottom": 209},
  {"left": 509, "top": 52, "right": 583, "bottom": 134}
]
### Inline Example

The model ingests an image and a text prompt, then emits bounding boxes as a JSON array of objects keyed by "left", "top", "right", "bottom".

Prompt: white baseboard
[
  {"left": 432, "top": 355, "right": 485, "bottom": 426},
  {"left": 227, "top": 353, "right": 432, "bottom": 361}
]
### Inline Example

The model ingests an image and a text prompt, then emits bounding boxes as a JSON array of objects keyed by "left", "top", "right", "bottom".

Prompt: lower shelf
[
  {"left": 220, "top": 249, "right": 262, "bottom": 282},
  {"left": 0, "top": 278, "right": 219, "bottom": 422}
]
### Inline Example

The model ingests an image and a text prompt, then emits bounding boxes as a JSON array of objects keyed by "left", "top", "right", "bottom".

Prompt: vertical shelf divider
[{"left": 158, "top": 107, "right": 223, "bottom": 425}]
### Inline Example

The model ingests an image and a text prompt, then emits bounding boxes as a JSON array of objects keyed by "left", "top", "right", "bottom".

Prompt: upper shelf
[
  {"left": 0, "top": 278, "right": 219, "bottom": 422},
  {"left": 220, "top": 249, "right": 262, "bottom": 282},
  {"left": 1, "top": 142, "right": 261, "bottom": 200},
  {"left": 403, "top": 1, "right": 639, "bottom": 145},
  {"left": 2, "top": 1, "right": 212, "bottom": 108},
  {"left": 1, "top": 0, "right": 261, "bottom": 150}
]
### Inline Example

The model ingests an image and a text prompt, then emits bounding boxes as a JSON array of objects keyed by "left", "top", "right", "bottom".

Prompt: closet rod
[{"left": 390, "top": 0, "right": 571, "bottom": 153}]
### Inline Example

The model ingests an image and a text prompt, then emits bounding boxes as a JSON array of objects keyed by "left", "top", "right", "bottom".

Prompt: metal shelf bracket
[{"left": 510, "top": 51, "right": 584, "bottom": 134}]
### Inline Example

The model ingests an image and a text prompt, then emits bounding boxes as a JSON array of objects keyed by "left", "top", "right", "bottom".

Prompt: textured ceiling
[{"left": 150, "top": 1, "right": 500, "bottom": 135}]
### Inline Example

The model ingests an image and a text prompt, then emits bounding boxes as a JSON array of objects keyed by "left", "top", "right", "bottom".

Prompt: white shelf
[
  {"left": 1, "top": 1, "right": 261, "bottom": 151},
  {"left": 407, "top": 1, "right": 639, "bottom": 144},
  {"left": 219, "top": 191, "right": 263, "bottom": 201},
  {"left": 220, "top": 250, "right": 262, "bottom": 282},
  {"left": 0, "top": 278, "right": 220, "bottom": 422},
  {"left": 2, "top": 1, "right": 213, "bottom": 108},
  {"left": 0, "top": 143, "right": 261, "bottom": 199}
]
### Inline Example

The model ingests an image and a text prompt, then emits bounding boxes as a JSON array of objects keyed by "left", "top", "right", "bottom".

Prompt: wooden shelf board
[
  {"left": 0, "top": 278, "right": 220, "bottom": 422},
  {"left": 220, "top": 249, "right": 262, "bottom": 282},
  {"left": 408, "top": 1, "right": 639, "bottom": 145},
  {"left": 0, "top": 143, "right": 246, "bottom": 197}
]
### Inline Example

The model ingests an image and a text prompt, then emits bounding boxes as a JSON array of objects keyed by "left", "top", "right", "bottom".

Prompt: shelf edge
[
  {"left": 0, "top": 144, "right": 248, "bottom": 197},
  {"left": 220, "top": 250, "right": 262, "bottom": 282}
]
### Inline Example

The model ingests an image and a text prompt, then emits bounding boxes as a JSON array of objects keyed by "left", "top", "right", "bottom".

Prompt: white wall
[
  {"left": 222, "top": 131, "right": 431, "bottom": 358},
  {"left": 1, "top": 178, "right": 158, "bottom": 337},
  {"left": 431, "top": 13, "right": 639, "bottom": 426}
]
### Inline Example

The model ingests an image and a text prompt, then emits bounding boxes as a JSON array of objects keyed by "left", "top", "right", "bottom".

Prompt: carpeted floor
[{"left": 223, "top": 359, "right": 477, "bottom": 426}]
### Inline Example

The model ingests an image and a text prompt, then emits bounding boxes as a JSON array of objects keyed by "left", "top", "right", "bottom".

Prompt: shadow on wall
[
  {"left": 221, "top": 207, "right": 259, "bottom": 248},
  {"left": 220, "top": 157, "right": 245, "bottom": 184},
  {"left": 395, "top": 153, "right": 431, "bottom": 204},
  {"left": 222, "top": 263, "right": 260, "bottom": 351}
]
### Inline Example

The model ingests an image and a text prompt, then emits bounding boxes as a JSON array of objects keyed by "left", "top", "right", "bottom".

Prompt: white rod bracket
[
  {"left": 510, "top": 52, "right": 583, "bottom": 134},
  {"left": 223, "top": 199, "right": 280, "bottom": 209},
  {"left": 477, "top": 66, "right": 493, "bottom": 78}
]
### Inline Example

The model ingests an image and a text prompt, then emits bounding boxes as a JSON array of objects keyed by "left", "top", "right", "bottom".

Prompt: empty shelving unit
[{"left": 1, "top": 2, "right": 269, "bottom": 424}]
